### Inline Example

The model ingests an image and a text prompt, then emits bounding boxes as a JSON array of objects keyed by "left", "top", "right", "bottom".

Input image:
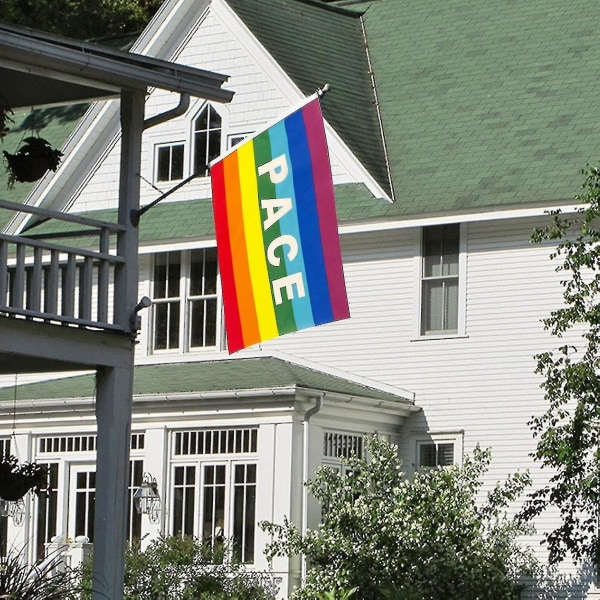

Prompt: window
[
  {"left": 152, "top": 249, "right": 220, "bottom": 352},
  {"left": 323, "top": 432, "right": 364, "bottom": 460},
  {"left": 193, "top": 104, "right": 222, "bottom": 177},
  {"left": 156, "top": 143, "right": 184, "bottom": 182},
  {"left": 35, "top": 462, "right": 59, "bottom": 560},
  {"left": 421, "top": 224, "right": 460, "bottom": 335},
  {"left": 418, "top": 441, "right": 455, "bottom": 468},
  {"left": 171, "top": 429, "right": 258, "bottom": 563}
]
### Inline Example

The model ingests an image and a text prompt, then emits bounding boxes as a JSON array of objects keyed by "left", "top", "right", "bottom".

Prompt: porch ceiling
[{"left": 0, "top": 23, "right": 233, "bottom": 108}]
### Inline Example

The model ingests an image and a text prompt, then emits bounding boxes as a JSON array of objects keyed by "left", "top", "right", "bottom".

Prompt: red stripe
[{"left": 211, "top": 159, "right": 244, "bottom": 352}]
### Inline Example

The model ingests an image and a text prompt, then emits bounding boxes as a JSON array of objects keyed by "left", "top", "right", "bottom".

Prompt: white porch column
[{"left": 91, "top": 89, "right": 144, "bottom": 600}]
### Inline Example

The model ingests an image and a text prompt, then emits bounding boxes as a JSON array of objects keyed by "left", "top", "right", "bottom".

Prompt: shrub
[{"left": 261, "top": 436, "right": 537, "bottom": 599}]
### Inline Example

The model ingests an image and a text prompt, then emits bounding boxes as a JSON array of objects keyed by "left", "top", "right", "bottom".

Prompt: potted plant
[
  {"left": 0, "top": 455, "right": 48, "bottom": 501},
  {"left": 3, "top": 136, "right": 63, "bottom": 186}
]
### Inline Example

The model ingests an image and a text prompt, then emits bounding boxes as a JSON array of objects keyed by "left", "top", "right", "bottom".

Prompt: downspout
[
  {"left": 143, "top": 93, "right": 190, "bottom": 130},
  {"left": 301, "top": 394, "right": 324, "bottom": 583}
]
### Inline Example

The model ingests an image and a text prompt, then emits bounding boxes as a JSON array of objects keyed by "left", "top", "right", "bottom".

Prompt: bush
[
  {"left": 261, "top": 436, "right": 537, "bottom": 599},
  {"left": 79, "top": 535, "right": 278, "bottom": 599}
]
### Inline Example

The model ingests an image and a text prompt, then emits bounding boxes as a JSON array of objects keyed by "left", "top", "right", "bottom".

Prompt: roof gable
[{"left": 226, "top": 0, "right": 391, "bottom": 197}]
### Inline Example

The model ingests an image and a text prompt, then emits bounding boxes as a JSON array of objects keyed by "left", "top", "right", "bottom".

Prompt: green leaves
[
  {"left": 522, "top": 164, "right": 600, "bottom": 568},
  {"left": 261, "top": 437, "right": 535, "bottom": 600}
]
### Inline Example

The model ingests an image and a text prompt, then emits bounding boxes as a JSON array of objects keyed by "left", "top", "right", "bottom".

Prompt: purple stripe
[{"left": 302, "top": 99, "right": 350, "bottom": 320}]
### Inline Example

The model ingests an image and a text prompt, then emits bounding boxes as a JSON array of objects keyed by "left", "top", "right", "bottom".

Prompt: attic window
[{"left": 193, "top": 104, "right": 222, "bottom": 177}]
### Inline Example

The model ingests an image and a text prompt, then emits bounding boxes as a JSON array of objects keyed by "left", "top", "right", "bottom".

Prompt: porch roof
[
  {"left": 0, "top": 22, "right": 233, "bottom": 108},
  {"left": 0, "top": 356, "right": 414, "bottom": 406}
]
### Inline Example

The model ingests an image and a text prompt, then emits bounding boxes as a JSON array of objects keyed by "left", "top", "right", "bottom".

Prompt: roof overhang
[{"left": 0, "top": 23, "right": 234, "bottom": 108}]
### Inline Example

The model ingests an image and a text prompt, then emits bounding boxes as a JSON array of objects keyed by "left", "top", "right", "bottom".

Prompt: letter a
[{"left": 261, "top": 198, "right": 292, "bottom": 230}]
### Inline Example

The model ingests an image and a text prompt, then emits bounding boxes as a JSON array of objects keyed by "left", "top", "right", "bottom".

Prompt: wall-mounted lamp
[
  {"left": 131, "top": 296, "right": 153, "bottom": 331},
  {"left": 0, "top": 498, "right": 24, "bottom": 526},
  {"left": 133, "top": 472, "right": 161, "bottom": 524}
]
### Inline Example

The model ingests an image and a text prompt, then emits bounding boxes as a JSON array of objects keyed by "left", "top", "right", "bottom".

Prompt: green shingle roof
[
  {"left": 226, "top": 0, "right": 391, "bottom": 197},
  {"left": 357, "top": 0, "right": 600, "bottom": 213},
  {"left": 23, "top": 183, "right": 400, "bottom": 243},
  {"left": 0, "top": 356, "right": 412, "bottom": 404},
  {"left": 0, "top": 104, "right": 89, "bottom": 230},
  {"left": 7, "top": 0, "right": 600, "bottom": 231},
  {"left": 235, "top": 0, "right": 600, "bottom": 214}
]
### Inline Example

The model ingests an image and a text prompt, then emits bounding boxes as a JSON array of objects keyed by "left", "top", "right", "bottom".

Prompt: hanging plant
[
  {"left": 0, "top": 107, "right": 13, "bottom": 141},
  {"left": 0, "top": 455, "right": 48, "bottom": 501},
  {"left": 3, "top": 136, "right": 63, "bottom": 187}
]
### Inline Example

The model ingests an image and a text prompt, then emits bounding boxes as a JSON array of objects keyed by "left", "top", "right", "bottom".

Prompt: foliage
[
  {"left": 0, "top": 455, "right": 48, "bottom": 500},
  {"left": 0, "top": 0, "right": 165, "bottom": 40},
  {"left": 79, "top": 535, "right": 278, "bottom": 599},
  {"left": 521, "top": 164, "right": 600, "bottom": 568},
  {"left": 0, "top": 108, "right": 13, "bottom": 141},
  {"left": 3, "top": 137, "right": 63, "bottom": 187},
  {"left": 0, "top": 548, "right": 80, "bottom": 599},
  {"left": 261, "top": 436, "right": 536, "bottom": 600}
]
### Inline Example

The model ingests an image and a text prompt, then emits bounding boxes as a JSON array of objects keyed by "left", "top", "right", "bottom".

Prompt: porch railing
[{"left": 0, "top": 199, "right": 126, "bottom": 332}]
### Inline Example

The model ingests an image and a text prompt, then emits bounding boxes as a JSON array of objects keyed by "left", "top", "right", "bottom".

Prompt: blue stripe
[
  {"left": 268, "top": 120, "right": 315, "bottom": 330},
  {"left": 284, "top": 109, "right": 333, "bottom": 325}
]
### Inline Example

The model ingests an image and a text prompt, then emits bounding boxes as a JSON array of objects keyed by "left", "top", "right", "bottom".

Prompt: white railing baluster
[{"left": 0, "top": 241, "right": 7, "bottom": 308}]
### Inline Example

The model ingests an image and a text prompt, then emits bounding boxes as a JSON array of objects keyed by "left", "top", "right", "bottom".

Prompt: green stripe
[{"left": 254, "top": 131, "right": 297, "bottom": 334}]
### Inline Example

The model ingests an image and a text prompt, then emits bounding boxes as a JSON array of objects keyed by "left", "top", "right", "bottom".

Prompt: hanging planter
[
  {"left": 3, "top": 136, "right": 63, "bottom": 187},
  {"left": 0, "top": 455, "right": 48, "bottom": 501}
]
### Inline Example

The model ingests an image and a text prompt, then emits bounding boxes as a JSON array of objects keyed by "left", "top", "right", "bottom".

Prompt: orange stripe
[{"left": 223, "top": 151, "right": 261, "bottom": 347}]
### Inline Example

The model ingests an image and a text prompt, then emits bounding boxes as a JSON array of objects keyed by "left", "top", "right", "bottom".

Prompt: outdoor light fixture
[
  {"left": 0, "top": 498, "right": 24, "bottom": 526},
  {"left": 133, "top": 472, "right": 161, "bottom": 523}
]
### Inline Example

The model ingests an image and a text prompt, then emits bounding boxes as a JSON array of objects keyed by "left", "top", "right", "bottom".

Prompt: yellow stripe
[{"left": 237, "top": 142, "right": 279, "bottom": 341}]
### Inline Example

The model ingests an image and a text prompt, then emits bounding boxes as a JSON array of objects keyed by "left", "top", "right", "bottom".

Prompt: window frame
[
  {"left": 154, "top": 141, "right": 185, "bottom": 183},
  {"left": 170, "top": 458, "right": 257, "bottom": 563},
  {"left": 415, "top": 433, "right": 463, "bottom": 470},
  {"left": 192, "top": 103, "right": 223, "bottom": 178},
  {"left": 415, "top": 223, "right": 467, "bottom": 339},
  {"left": 150, "top": 248, "right": 222, "bottom": 354}
]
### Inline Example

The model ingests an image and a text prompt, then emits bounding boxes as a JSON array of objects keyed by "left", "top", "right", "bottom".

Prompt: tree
[
  {"left": 0, "top": 0, "right": 165, "bottom": 40},
  {"left": 261, "top": 436, "right": 536, "bottom": 600},
  {"left": 521, "top": 165, "right": 600, "bottom": 569}
]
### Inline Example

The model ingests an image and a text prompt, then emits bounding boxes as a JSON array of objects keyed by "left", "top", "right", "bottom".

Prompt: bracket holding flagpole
[{"left": 317, "top": 83, "right": 331, "bottom": 98}]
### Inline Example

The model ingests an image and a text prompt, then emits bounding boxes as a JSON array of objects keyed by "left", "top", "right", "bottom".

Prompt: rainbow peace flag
[{"left": 210, "top": 95, "right": 349, "bottom": 353}]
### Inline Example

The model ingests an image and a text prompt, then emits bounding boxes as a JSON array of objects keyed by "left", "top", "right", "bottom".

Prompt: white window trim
[
  {"left": 154, "top": 140, "right": 186, "bottom": 184},
  {"left": 190, "top": 101, "right": 229, "bottom": 178},
  {"left": 414, "top": 431, "right": 464, "bottom": 470},
  {"left": 412, "top": 223, "right": 467, "bottom": 340},
  {"left": 149, "top": 249, "right": 223, "bottom": 355}
]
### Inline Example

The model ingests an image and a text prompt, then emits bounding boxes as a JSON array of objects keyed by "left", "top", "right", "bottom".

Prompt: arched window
[{"left": 193, "top": 104, "right": 222, "bottom": 177}]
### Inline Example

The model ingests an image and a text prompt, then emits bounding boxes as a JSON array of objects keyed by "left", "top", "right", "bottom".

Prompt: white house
[{"left": 0, "top": 0, "right": 598, "bottom": 597}]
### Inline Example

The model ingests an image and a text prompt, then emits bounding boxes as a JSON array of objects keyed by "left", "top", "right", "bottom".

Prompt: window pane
[
  {"left": 445, "top": 279, "right": 459, "bottom": 331},
  {"left": 154, "top": 303, "right": 168, "bottom": 350},
  {"left": 194, "top": 105, "right": 222, "bottom": 177},
  {"left": 171, "top": 145, "right": 184, "bottom": 180},
  {"left": 157, "top": 147, "right": 171, "bottom": 182},
  {"left": 172, "top": 466, "right": 195, "bottom": 537},
  {"left": 36, "top": 463, "right": 58, "bottom": 560},
  {"left": 233, "top": 464, "right": 256, "bottom": 563},
  {"left": 208, "top": 106, "right": 222, "bottom": 129},
  {"left": 202, "top": 465, "right": 226, "bottom": 552},
  {"left": 422, "top": 280, "right": 444, "bottom": 333},
  {"left": 438, "top": 443, "right": 454, "bottom": 466},
  {"left": 419, "top": 444, "right": 437, "bottom": 467}
]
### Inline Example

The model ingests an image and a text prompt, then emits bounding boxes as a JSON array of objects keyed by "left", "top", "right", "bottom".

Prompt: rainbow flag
[{"left": 210, "top": 95, "right": 349, "bottom": 353}]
